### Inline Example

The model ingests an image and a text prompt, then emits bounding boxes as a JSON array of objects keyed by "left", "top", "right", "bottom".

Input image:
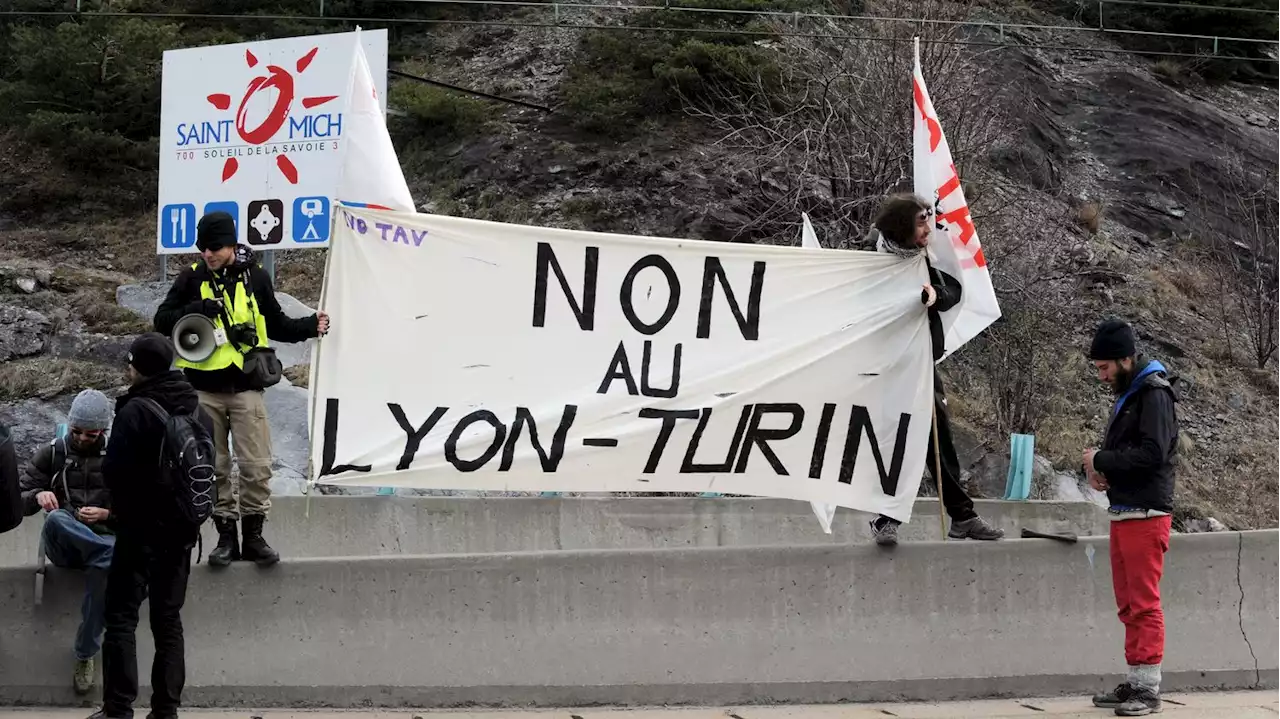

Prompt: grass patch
[
  {"left": 283, "top": 364, "right": 310, "bottom": 389},
  {"left": 1076, "top": 201, "right": 1103, "bottom": 234},
  {"left": 70, "top": 291, "right": 151, "bottom": 335},
  {"left": 0, "top": 358, "right": 122, "bottom": 401}
]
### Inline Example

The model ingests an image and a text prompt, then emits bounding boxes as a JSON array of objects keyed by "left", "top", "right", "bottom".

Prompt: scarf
[{"left": 869, "top": 227, "right": 925, "bottom": 259}]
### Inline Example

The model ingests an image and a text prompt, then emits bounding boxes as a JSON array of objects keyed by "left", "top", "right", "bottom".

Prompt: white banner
[
  {"left": 912, "top": 37, "right": 1001, "bottom": 358},
  {"left": 309, "top": 207, "right": 937, "bottom": 521},
  {"left": 156, "top": 29, "right": 389, "bottom": 254}
]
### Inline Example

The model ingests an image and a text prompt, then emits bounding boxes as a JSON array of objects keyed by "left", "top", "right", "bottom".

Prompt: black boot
[
  {"left": 208, "top": 516, "right": 239, "bottom": 568},
  {"left": 240, "top": 514, "right": 279, "bottom": 566}
]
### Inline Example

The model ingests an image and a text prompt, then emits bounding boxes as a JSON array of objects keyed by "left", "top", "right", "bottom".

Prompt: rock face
[{"left": 0, "top": 304, "right": 49, "bottom": 361}]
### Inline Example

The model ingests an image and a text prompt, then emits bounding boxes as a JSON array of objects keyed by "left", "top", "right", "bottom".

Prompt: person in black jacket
[
  {"left": 1084, "top": 319, "right": 1179, "bottom": 717},
  {"left": 20, "top": 389, "right": 116, "bottom": 694},
  {"left": 866, "top": 194, "right": 1003, "bottom": 546},
  {"left": 153, "top": 211, "right": 328, "bottom": 567},
  {"left": 90, "top": 334, "right": 211, "bottom": 719}
]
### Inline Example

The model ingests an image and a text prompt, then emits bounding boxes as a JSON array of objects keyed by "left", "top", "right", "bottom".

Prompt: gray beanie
[{"left": 67, "top": 389, "right": 113, "bottom": 431}]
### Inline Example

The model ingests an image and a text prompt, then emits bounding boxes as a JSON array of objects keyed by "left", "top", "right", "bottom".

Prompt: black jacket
[
  {"left": 20, "top": 434, "right": 112, "bottom": 531},
  {"left": 925, "top": 260, "right": 962, "bottom": 361},
  {"left": 1094, "top": 357, "right": 1179, "bottom": 513},
  {"left": 0, "top": 421, "right": 22, "bottom": 535},
  {"left": 153, "top": 246, "right": 318, "bottom": 394},
  {"left": 102, "top": 371, "right": 212, "bottom": 544}
]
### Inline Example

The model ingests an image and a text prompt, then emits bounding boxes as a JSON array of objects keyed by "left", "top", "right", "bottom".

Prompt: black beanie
[
  {"left": 196, "top": 211, "right": 238, "bottom": 252},
  {"left": 1089, "top": 319, "right": 1136, "bottom": 361},
  {"left": 128, "top": 332, "right": 175, "bottom": 377}
]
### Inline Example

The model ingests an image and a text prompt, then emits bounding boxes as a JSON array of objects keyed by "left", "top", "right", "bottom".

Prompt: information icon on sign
[
  {"left": 160, "top": 204, "right": 197, "bottom": 249},
  {"left": 292, "top": 196, "right": 331, "bottom": 244}
]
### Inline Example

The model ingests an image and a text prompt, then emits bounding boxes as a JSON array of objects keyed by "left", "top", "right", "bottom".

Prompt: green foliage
[
  {"left": 559, "top": 0, "right": 797, "bottom": 137},
  {"left": 390, "top": 80, "right": 490, "bottom": 139},
  {"left": 1037, "top": 0, "right": 1278, "bottom": 83}
]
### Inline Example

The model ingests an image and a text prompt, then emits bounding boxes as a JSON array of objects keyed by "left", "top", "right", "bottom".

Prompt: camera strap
[{"left": 206, "top": 269, "right": 256, "bottom": 354}]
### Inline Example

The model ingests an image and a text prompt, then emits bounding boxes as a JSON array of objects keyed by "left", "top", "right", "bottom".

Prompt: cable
[
  {"left": 0, "top": 8, "right": 1273, "bottom": 61},
  {"left": 389, "top": 67, "right": 552, "bottom": 111}
]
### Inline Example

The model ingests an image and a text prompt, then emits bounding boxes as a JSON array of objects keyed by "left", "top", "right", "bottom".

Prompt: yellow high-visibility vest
[{"left": 174, "top": 263, "right": 269, "bottom": 372}]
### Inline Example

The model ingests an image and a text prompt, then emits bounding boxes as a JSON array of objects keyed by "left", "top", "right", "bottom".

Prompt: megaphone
[{"left": 171, "top": 314, "right": 221, "bottom": 363}]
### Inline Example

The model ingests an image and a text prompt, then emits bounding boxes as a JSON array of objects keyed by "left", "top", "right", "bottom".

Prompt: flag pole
[{"left": 931, "top": 403, "right": 947, "bottom": 540}]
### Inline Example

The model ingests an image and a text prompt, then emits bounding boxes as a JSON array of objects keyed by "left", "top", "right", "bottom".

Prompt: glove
[{"left": 185, "top": 299, "right": 222, "bottom": 318}]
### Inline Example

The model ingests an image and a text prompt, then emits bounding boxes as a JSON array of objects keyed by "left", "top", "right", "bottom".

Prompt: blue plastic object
[
  {"left": 376, "top": 487, "right": 395, "bottom": 496},
  {"left": 1004, "top": 433, "right": 1034, "bottom": 500}
]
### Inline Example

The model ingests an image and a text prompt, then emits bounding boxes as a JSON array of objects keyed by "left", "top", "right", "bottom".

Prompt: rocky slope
[{"left": 0, "top": 1, "right": 1274, "bottom": 528}]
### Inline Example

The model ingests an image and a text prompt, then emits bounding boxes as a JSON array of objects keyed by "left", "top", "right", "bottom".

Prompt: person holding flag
[{"left": 864, "top": 194, "right": 1004, "bottom": 546}]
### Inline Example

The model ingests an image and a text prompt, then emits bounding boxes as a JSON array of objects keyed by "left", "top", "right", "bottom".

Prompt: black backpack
[{"left": 136, "top": 398, "right": 215, "bottom": 527}]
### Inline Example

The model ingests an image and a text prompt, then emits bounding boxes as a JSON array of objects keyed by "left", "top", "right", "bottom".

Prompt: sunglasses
[{"left": 70, "top": 429, "right": 104, "bottom": 439}]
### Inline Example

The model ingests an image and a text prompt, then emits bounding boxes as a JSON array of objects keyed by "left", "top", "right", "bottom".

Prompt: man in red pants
[{"left": 1084, "top": 319, "right": 1180, "bottom": 717}]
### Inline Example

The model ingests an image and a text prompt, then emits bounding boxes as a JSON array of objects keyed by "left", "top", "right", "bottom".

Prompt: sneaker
[
  {"left": 870, "top": 517, "right": 899, "bottom": 547},
  {"left": 1115, "top": 688, "right": 1161, "bottom": 715},
  {"left": 73, "top": 657, "right": 94, "bottom": 695},
  {"left": 1093, "top": 682, "right": 1135, "bottom": 709},
  {"left": 948, "top": 515, "right": 1005, "bottom": 540}
]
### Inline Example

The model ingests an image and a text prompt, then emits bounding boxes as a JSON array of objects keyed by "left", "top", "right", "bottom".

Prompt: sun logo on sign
[{"left": 205, "top": 46, "right": 338, "bottom": 185}]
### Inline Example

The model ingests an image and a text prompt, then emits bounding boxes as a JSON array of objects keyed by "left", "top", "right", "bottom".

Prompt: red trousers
[{"left": 1109, "top": 515, "right": 1172, "bottom": 666}]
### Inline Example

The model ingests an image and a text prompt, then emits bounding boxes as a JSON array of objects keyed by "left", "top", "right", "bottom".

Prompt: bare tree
[
  {"left": 681, "top": 0, "right": 1014, "bottom": 246},
  {"left": 1200, "top": 155, "right": 1279, "bottom": 369}
]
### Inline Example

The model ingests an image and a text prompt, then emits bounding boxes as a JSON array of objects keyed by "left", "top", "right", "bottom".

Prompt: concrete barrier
[
  {"left": 0, "top": 497, "right": 1110, "bottom": 567},
  {"left": 1, "top": 530, "right": 1274, "bottom": 707}
]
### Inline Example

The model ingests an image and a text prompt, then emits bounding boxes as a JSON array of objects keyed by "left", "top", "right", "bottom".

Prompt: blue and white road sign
[
  {"left": 292, "top": 196, "right": 331, "bottom": 244},
  {"left": 202, "top": 201, "right": 241, "bottom": 240},
  {"left": 159, "top": 203, "right": 197, "bottom": 249}
]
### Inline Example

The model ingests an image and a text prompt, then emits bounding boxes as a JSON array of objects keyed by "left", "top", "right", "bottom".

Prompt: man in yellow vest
[{"left": 153, "top": 211, "right": 328, "bottom": 567}]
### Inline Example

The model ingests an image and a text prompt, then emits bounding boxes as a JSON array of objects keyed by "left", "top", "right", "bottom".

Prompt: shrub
[
  {"left": 558, "top": 0, "right": 792, "bottom": 137},
  {"left": 390, "top": 81, "right": 490, "bottom": 139}
]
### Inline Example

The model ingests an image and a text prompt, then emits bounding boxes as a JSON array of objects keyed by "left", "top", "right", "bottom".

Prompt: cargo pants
[{"left": 196, "top": 390, "right": 273, "bottom": 519}]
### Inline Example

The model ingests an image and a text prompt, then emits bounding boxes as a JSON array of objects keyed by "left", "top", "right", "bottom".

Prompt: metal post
[
  {"left": 1213, "top": 36, "right": 1219, "bottom": 55},
  {"left": 157, "top": 254, "right": 167, "bottom": 283},
  {"left": 319, "top": 0, "right": 325, "bottom": 16},
  {"left": 260, "top": 250, "right": 276, "bottom": 285},
  {"left": 1098, "top": 1, "right": 1104, "bottom": 29}
]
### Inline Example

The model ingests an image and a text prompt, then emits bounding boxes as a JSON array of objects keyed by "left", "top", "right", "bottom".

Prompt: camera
[{"left": 227, "top": 323, "right": 260, "bottom": 348}]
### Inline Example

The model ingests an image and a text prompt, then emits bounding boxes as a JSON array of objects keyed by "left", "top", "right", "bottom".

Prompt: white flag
[
  {"left": 800, "top": 212, "right": 822, "bottom": 250},
  {"left": 334, "top": 29, "right": 414, "bottom": 212},
  {"left": 912, "top": 37, "right": 1000, "bottom": 358}
]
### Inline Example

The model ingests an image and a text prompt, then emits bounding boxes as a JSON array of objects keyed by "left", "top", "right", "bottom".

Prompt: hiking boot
[
  {"left": 1093, "top": 682, "right": 1136, "bottom": 709},
  {"left": 948, "top": 515, "right": 1005, "bottom": 540},
  {"left": 73, "top": 657, "right": 94, "bottom": 695},
  {"left": 870, "top": 516, "right": 899, "bottom": 547},
  {"left": 208, "top": 516, "right": 239, "bottom": 568},
  {"left": 1115, "top": 687, "right": 1162, "bottom": 715},
  {"left": 240, "top": 514, "right": 279, "bottom": 566}
]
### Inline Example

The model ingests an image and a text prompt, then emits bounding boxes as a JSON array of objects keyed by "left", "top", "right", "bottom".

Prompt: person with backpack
[
  {"left": 153, "top": 211, "right": 328, "bottom": 567},
  {"left": 18, "top": 389, "right": 115, "bottom": 695},
  {"left": 90, "top": 333, "right": 215, "bottom": 719}
]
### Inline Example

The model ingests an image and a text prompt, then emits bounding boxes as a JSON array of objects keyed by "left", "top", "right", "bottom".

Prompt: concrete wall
[
  {"left": 0, "top": 497, "right": 1110, "bottom": 567},
  {"left": 0, "top": 530, "right": 1274, "bottom": 707}
]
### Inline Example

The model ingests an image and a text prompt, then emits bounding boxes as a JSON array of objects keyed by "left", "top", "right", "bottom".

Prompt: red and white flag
[{"left": 912, "top": 37, "right": 1000, "bottom": 358}]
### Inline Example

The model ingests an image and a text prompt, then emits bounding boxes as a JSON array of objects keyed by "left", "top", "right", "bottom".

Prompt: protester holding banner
[
  {"left": 866, "top": 194, "right": 1004, "bottom": 547},
  {"left": 153, "top": 211, "right": 329, "bottom": 567},
  {"left": 1085, "top": 319, "right": 1179, "bottom": 717}
]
